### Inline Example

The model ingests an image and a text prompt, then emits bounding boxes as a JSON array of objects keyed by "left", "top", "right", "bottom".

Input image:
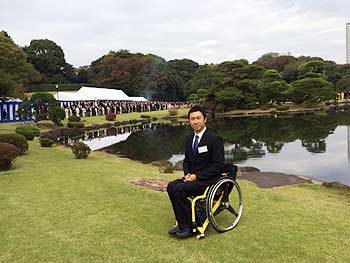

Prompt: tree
[
  {"left": 88, "top": 50, "right": 185, "bottom": 101},
  {"left": 24, "top": 39, "right": 67, "bottom": 83},
  {"left": 298, "top": 60, "right": 325, "bottom": 79},
  {"left": 17, "top": 92, "right": 65, "bottom": 125},
  {"left": 259, "top": 70, "right": 291, "bottom": 104},
  {"left": 255, "top": 55, "right": 297, "bottom": 72},
  {"left": 257, "top": 52, "right": 280, "bottom": 61},
  {"left": 185, "top": 64, "right": 223, "bottom": 97},
  {"left": 0, "top": 31, "right": 38, "bottom": 98},
  {"left": 187, "top": 93, "right": 199, "bottom": 104},
  {"left": 236, "top": 79, "right": 260, "bottom": 109},
  {"left": 230, "top": 64, "right": 263, "bottom": 80},
  {"left": 324, "top": 61, "right": 342, "bottom": 85},
  {"left": 336, "top": 75, "right": 350, "bottom": 92},
  {"left": 214, "top": 87, "right": 243, "bottom": 111},
  {"left": 77, "top": 67, "right": 89, "bottom": 83},
  {"left": 282, "top": 61, "right": 302, "bottom": 83},
  {"left": 167, "top": 59, "right": 199, "bottom": 83},
  {"left": 217, "top": 60, "right": 248, "bottom": 73},
  {"left": 290, "top": 78, "right": 335, "bottom": 104}
]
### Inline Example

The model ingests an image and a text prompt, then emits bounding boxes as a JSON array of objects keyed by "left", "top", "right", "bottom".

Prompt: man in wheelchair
[{"left": 167, "top": 106, "right": 225, "bottom": 238}]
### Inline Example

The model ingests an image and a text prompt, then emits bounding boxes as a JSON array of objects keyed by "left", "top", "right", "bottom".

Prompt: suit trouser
[{"left": 167, "top": 179, "right": 207, "bottom": 229}]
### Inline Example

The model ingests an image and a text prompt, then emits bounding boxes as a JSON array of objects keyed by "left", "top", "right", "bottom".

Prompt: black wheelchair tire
[{"left": 205, "top": 177, "right": 243, "bottom": 233}]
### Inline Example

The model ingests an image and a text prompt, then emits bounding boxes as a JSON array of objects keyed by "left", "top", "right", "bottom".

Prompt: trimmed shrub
[
  {"left": 151, "top": 161, "right": 162, "bottom": 167},
  {"left": 68, "top": 116, "right": 81, "bottom": 122},
  {"left": 0, "top": 134, "right": 28, "bottom": 154},
  {"left": 0, "top": 143, "right": 21, "bottom": 171},
  {"left": 140, "top": 114, "right": 151, "bottom": 119},
  {"left": 67, "top": 122, "right": 84, "bottom": 128},
  {"left": 168, "top": 108, "right": 178, "bottom": 116},
  {"left": 49, "top": 106, "right": 65, "bottom": 125},
  {"left": 17, "top": 130, "right": 35, "bottom": 140},
  {"left": 71, "top": 142, "right": 91, "bottom": 159},
  {"left": 15, "top": 125, "right": 41, "bottom": 140},
  {"left": 276, "top": 105, "right": 290, "bottom": 111},
  {"left": 40, "top": 129, "right": 62, "bottom": 142},
  {"left": 159, "top": 163, "right": 174, "bottom": 173},
  {"left": 39, "top": 137, "right": 55, "bottom": 147},
  {"left": 105, "top": 113, "right": 116, "bottom": 121},
  {"left": 15, "top": 125, "right": 41, "bottom": 137}
]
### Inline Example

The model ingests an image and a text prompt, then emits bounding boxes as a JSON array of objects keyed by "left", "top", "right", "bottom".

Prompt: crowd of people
[
  {"left": 337, "top": 91, "right": 350, "bottom": 100},
  {"left": 61, "top": 100, "right": 189, "bottom": 118}
]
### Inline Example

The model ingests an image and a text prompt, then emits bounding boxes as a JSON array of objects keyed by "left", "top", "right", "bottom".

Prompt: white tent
[
  {"left": 55, "top": 92, "right": 79, "bottom": 101},
  {"left": 129, "top": 96, "right": 148, "bottom": 102},
  {"left": 54, "top": 86, "right": 132, "bottom": 101}
]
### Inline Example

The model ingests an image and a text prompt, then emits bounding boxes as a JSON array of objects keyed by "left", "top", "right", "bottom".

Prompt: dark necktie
[{"left": 193, "top": 135, "right": 199, "bottom": 154}]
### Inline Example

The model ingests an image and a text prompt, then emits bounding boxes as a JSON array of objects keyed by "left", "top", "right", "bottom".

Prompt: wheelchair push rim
[{"left": 205, "top": 178, "right": 243, "bottom": 233}]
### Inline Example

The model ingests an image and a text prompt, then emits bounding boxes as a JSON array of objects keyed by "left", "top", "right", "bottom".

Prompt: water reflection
[
  {"left": 103, "top": 124, "right": 191, "bottom": 162},
  {"left": 98, "top": 112, "right": 350, "bottom": 185}
]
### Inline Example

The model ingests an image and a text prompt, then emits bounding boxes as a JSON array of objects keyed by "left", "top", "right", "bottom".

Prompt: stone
[
  {"left": 322, "top": 181, "right": 350, "bottom": 191},
  {"left": 129, "top": 179, "right": 168, "bottom": 192},
  {"left": 238, "top": 166, "right": 261, "bottom": 173}
]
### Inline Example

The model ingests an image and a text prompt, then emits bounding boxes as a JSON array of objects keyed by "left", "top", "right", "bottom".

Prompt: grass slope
[{"left": 1, "top": 140, "right": 350, "bottom": 262}]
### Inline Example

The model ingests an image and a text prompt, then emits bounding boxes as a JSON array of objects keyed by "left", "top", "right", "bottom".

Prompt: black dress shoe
[
  {"left": 168, "top": 225, "right": 180, "bottom": 236},
  {"left": 176, "top": 228, "right": 194, "bottom": 239}
]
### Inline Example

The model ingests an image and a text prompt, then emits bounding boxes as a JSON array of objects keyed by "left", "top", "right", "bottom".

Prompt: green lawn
[
  {"left": 1, "top": 140, "right": 350, "bottom": 262},
  {"left": 0, "top": 108, "right": 189, "bottom": 134}
]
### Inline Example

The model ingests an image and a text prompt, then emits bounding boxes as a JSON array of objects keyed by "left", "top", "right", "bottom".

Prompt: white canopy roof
[
  {"left": 129, "top": 96, "right": 148, "bottom": 102},
  {"left": 54, "top": 86, "right": 142, "bottom": 101}
]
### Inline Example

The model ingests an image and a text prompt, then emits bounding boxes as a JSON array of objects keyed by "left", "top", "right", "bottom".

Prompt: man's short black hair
[{"left": 187, "top": 105, "right": 207, "bottom": 119}]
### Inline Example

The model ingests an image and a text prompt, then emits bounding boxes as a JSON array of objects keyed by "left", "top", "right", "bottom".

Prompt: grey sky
[{"left": 1, "top": 0, "right": 349, "bottom": 67}]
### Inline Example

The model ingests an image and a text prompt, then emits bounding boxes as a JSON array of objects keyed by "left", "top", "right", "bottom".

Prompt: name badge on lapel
[{"left": 198, "top": 146, "right": 208, "bottom": 154}]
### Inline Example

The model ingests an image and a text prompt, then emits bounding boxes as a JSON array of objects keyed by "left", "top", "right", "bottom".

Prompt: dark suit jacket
[{"left": 183, "top": 129, "right": 225, "bottom": 185}]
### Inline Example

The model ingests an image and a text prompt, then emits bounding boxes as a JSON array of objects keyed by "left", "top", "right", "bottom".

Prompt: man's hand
[{"left": 183, "top": 173, "right": 196, "bottom": 182}]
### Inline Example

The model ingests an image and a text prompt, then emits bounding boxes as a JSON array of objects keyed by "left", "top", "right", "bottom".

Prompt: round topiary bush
[
  {"left": 67, "top": 122, "right": 84, "bottom": 128},
  {"left": 68, "top": 115, "right": 81, "bottom": 122},
  {"left": 16, "top": 130, "right": 35, "bottom": 140},
  {"left": 106, "top": 113, "right": 116, "bottom": 121},
  {"left": 71, "top": 142, "right": 91, "bottom": 159},
  {"left": 0, "top": 143, "right": 21, "bottom": 171},
  {"left": 0, "top": 133, "right": 28, "bottom": 154},
  {"left": 39, "top": 137, "right": 55, "bottom": 147}
]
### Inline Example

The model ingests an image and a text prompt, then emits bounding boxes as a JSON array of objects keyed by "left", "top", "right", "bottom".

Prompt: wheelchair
[{"left": 190, "top": 164, "right": 243, "bottom": 240}]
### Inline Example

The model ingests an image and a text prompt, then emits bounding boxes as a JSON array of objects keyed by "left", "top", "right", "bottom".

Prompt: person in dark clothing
[{"left": 167, "top": 106, "right": 225, "bottom": 238}]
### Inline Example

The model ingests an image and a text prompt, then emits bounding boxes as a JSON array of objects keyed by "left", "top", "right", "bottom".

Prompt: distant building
[{"left": 347, "top": 23, "right": 350, "bottom": 64}]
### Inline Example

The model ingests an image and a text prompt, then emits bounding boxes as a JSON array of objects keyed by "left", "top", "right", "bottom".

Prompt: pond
[{"left": 81, "top": 112, "right": 350, "bottom": 185}]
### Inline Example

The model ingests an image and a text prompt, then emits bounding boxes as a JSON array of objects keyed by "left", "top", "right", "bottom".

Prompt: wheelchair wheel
[{"left": 205, "top": 177, "right": 243, "bottom": 233}]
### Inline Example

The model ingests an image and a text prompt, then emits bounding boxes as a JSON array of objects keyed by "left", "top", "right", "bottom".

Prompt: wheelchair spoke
[
  {"left": 227, "top": 204, "right": 238, "bottom": 217},
  {"left": 213, "top": 204, "right": 226, "bottom": 216}
]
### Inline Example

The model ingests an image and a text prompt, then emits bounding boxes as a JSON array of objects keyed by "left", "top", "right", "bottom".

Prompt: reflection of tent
[{"left": 54, "top": 86, "right": 148, "bottom": 102}]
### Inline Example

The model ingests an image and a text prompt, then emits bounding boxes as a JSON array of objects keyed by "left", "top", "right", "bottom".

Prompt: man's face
[{"left": 189, "top": 111, "right": 207, "bottom": 133}]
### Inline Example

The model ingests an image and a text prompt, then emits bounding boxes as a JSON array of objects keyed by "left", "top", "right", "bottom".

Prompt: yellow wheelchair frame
[{"left": 189, "top": 164, "right": 243, "bottom": 240}]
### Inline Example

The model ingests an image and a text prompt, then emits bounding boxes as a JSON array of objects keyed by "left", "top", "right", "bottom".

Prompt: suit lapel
[
  {"left": 188, "top": 134, "right": 195, "bottom": 160},
  {"left": 198, "top": 130, "right": 208, "bottom": 148}
]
